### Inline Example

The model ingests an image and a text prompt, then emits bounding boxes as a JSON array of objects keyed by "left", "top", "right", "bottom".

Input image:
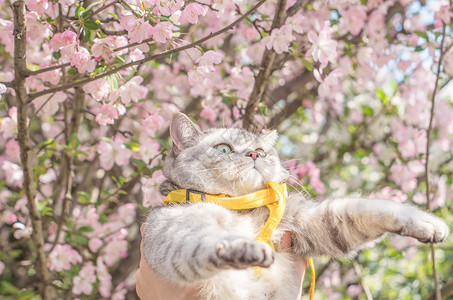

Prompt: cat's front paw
[
  {"left": 213, "top": 237, "right": 275, "bottom": 269},
  {"left": 397, "top": 211, "right": 449, "bottom": 243}
]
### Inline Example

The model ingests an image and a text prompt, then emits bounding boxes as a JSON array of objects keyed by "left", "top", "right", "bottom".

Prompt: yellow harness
[{"left": 164, "top": 182, "right": 316, "bottom": 300}]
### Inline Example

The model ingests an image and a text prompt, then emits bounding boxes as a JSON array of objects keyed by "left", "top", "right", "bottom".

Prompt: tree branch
[
  {"left": 424, "top": 18, "right": 448, "bottom": 300},
  {"left": 243, "top": 0, "right": 287, "bottom": 131},
  {"left": 352, "top": 259, "right": 373, "bottom": 300},
  {"left": 28, "top": 0, "right": 268, "bottom": 101},
  {"left": 12, "top": 1, "right": 55, "bottom": 298}
]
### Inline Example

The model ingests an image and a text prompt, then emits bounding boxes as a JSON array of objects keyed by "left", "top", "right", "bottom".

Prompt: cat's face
[{"left": 162, "top": 113, "right": 289, "bottom": 196}]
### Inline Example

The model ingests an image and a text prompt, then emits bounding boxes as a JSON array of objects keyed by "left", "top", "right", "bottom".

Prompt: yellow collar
[
  {"left": 164, "top": 182, "right": 287, "bottom": 248},
  {"left": 164, "top": 182, "right": 315, "bottom": 300}
]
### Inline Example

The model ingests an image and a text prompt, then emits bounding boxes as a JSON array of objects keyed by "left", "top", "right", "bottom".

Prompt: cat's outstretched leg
[
  {"left": 143, "top": 202, "right": 274, "bottom": 285},
  {"left": 282, "top": 197, "right": 449, "bottom": 258}
]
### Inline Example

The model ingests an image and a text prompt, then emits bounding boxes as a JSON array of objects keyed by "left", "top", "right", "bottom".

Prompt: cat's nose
[{"left": 246, "top": 151, "right": 259, "bottom": 160}]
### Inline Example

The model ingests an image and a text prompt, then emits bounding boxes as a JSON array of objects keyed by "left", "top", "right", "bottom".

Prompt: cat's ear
[
  {"left": 260, "top": 130, "right": 278, "bottom": 147},
  {"left": 170, "top": 112, "right": 202, "bottom": 153}
]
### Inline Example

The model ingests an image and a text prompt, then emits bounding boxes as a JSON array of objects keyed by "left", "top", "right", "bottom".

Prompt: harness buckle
[{"left": 185, "top": 189, "right": 206, "bottom": 203}]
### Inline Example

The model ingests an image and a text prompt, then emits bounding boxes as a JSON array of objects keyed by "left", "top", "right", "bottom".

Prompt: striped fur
[{"left": 143, "top": 113, "right": 449, "bottom": 299}]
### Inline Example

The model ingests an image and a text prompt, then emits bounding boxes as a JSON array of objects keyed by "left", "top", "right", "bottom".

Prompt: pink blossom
[
  {"left": 390, "top": 159, "right": 424, "bottom": 193},
  {"left": 5, "top": 211, "right": 18, "bottom": 224},
  {"left": 12, "top": 222, "right": 32, "bottom": 239},
  {"left": 153, "top": 22, "right": 176, "bottom": 44},
  {"left": 307, "top": 21, "right": 337, "bottom": 68},
  {"left": 393, "top": 124, "right": 426, "bottom": 159},
  {"left": 36, "top": 66, "right": 61, "bottom": 85},
  {"left": 72, "top": 262, "right": 97, "bottom": 295},
  {"left": 88, "top": 237, "right": 103, "bottom": 253},
  {"left": 118, "top": 76, "right": 148, "bottom": 105},
  {"left": 0, "top": 261, "right": 4, "bottom": 275},
  {"left": 2, "top": 161, "right": 23, "bottom": 186},
  {"left": 48, "top": 244, "right": 82, "bottom": 272},
  {"left": 196, "top": 50, "right": 223, "bottom": 66},
  {"left": 179, "top": 3, "right": 206, "bottom": 24},
  {"left": 102, "top": 239, "right": 128, "bottom": 266},
  {"left": 26, "top": 12, "right": 51, "bottom": 41},
  {"left": 188, "top": 65, "right": 214, "bottom": 85},
  {"left": 231, "top": 67, "right": 254, "bottom": 99},
  {"left": 71, "top": 46, "right": 95, "bottom": 73},
  {"left": 97, "top": 257, "right": 112, "bottom": 297},
  {"left": 97, "top": 137, "right": 132, "bottom": 170},
  {"left": 112, "top": 282, "right": 127, "bottom": 300},
  {"left": 157, "top": 0, "right": 183, "bottom": 16},
  {"left": 1, "top": 107, "right": 17, "bottom": 139},
  {"left": 49, "top": 29, "right": 77, "bottom": 51},
  {"left": 372, "top": 186, "right": 408, "bottom": 203},
  {"left": 95, "top": 103, "right": 125, "bottom": 125},
  {"left": 33, "top": 91, "right": 66, "bottom": 116},
  {"left": 141, "top": 170, "right": 166, "bottom": 207},
  {"left": 200, "top": 108, "right": 217, "bottom": 124},
  {"left": 5, "top": 139, "right": 20, "bottom": 162},
  {"left": 139, "top": 137, "right": 161, "bottom": 163},
  {"left": 83, "top": 79, "right": 110, "bottom": 101},
  {"left": 0, "top": 83, "right": 7, "bottom": 98},
  {"left": 26, "top": 0, "right": 49, "bottom": 16},
  {"left": 341, "top": 6, "right": 367, "bottom": 35},
  {"left": 435, "top": 5, "right": 452, "bottom": 25},
  {"left": 39, "top": 168, "right": 56, "bottom": 184},
  {"left": 143, "top": 111, "right": 166, "bottom": 136},
  {"left": 346, "top": 285, "right": 362, "bottom": 298},
  {"left": 286, "top": 13, "right": 307, "bottom": 34},
  {"left": 263, "top": 24, "right": 295, "bottom": 54},
  {"left": 91, "top": 36, "right": 117, "bottom": 61},
  {"left": 120, "top": 16, "right": 154, "bottom": 44}
]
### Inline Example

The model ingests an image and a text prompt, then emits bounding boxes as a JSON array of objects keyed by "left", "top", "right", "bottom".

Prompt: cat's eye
[
  {"left": 214, "top": 143, "right": 233, "bottom": 154},
  {"left": 256, "top": 148, "right": 266, "bottom": 157}
]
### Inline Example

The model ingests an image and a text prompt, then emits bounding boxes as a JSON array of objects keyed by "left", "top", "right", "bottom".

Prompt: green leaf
[
  {"left": 75, "top": 4, "right": 84, "bottom": 18},
  {"left": 52, "top": 51, "right": 61, "bottom": 59},
  {"left": 414, "top": 30, "right": 428, "bottom": 41},
  {"left": 301, "top": 59, "right": 314, "bottom": 71},
  {"left": 77, "top": 191, "right": 91, "bottom": 205},
  {"left": 68, "top": 133, "right": 80, "bottom": 150},
  {"left": 258, "top": 103, "right": 268, "bottom": 116},
  {"left": 376, "top": 88, "right": 389, "bottom": 104},
  {"left": 83, "top": 20, "right": 99, "bottom": 31},
  {"left": 18, "top": 290, "right": 38, "bottom": 300},
  {"left": 362, "top": 105, "right": 374, "bottom": 116},
  {"left": 70, "top": 234, "right": 88, "bottom": 245},
  {"left": 83, "top": 28, "right": 92, "bottom": 43},
  {"left": 78, "top": 225, "right": 94, "bottom": 233},
  {"left": 107, "top": 12, "right": 119, "bottom": 18},
  {"left": 222, "top": 97, "right": 233, "bottom": 105},
  {"left": 1, "top": 281, "right": 20, "bottom": 294},
  {"left": 80, "top": 1, "right": 101, "bottom": 18}
]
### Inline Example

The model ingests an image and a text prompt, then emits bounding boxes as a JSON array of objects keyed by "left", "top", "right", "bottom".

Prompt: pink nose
[{"left": 246, "top": 151, "right": 259, "bottom": 160}]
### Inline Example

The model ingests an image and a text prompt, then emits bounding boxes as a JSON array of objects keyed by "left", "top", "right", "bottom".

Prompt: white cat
[{"left": 143, "top": 112, "right": 449, "bottom": 299}]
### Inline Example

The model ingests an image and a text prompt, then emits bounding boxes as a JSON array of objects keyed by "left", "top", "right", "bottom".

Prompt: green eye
[
  {"left": 256, "top": 148, "right": 266, "bottom": 157},
  {"left": 214, "top": 143, "right": 233, "bottom": 154}
]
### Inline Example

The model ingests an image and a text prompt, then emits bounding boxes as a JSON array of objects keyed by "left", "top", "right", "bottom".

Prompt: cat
[{"left": 143, "top": 112, "right": 449, "bottom": 299}]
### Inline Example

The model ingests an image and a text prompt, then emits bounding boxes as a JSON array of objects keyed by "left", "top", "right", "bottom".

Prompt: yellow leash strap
[
  {"left": 164, "top": 182, "right": 287, "bottom": 247},
  {"left": 164, "top": 182, "right": 316, "bottom": 298},
  {"left": 308, "top": 257, "right": 315, "bottom": 300}
]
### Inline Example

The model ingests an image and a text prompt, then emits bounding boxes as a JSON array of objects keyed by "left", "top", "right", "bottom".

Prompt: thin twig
[
  {"left": 424, "top": 18, "right": 448, "bottom": 300},
  {"left": 352, "top": 259, "right": 373, "bottom": 300}
]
